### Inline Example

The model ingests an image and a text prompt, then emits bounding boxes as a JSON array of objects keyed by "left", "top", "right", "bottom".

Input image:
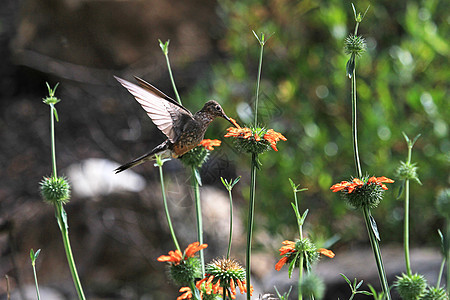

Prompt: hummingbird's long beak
[{"left": 223, "top": 114, "right": 235, "bottom": 126}]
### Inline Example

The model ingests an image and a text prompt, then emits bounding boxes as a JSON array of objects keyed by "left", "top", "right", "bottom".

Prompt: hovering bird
[{"left": 114, "top": 76, "right": 233, "bottom": 173}]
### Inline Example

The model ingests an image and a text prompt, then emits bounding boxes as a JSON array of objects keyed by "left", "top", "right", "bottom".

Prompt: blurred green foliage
[{"left": 186, "top": 0, "right": 449, "bottom": 245}]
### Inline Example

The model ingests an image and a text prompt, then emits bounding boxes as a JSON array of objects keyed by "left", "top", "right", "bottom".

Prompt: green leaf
[
  {"left": 158, "top": 39, "right": 170, "bottom": 55},
  {"left": 291, "top": 202, "right": 301, "bottom": 220},
  {"left": 52, "top": 106, "right": 59, "bottom": 122},
  {"left": 396, "top": 180, "right": 405, "bottom": 200},
  {"left": 194, "top": 167, "right": 202, "bottom": 186},
  {"left": 35, "top": 249, "right": 41, "bottom": 259},
  {"left": 340, "top": 273, "right": 352, "bottom": 286},
  {"left": 355, "top": 279, "right": 363, "bottom": 289},
  {"left": 231, "top": 176, "right": 241, "bottom": 189},
  {"left": 369, "top": 214, "right": 380, "bottom": 241},
  {"left": 288, "top": 251, "right": 300, "bottom": 278},
  {"left": 346, "top": 55, "right": 355, "bottom": 78},
  {"left": 30, "top": 249, "right": 35, "bottom": 261},
  {"left": 300, "top": 209, "right": 309, "bottom": 224}
]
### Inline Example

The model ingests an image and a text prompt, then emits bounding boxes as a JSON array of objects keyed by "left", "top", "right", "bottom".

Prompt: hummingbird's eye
[{"left": 215, "top": 105, "right": 221, "bottom": 111}]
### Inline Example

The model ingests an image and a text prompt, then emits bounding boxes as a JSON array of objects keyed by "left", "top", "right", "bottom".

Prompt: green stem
[
  {"left": 437, "top": 257, "right": 445, "bottom": 288},
  {"left": 362, "top": 207, "right": 391, "bottom": 299},
  {"left": 254, "top": 40, "right": 264, "bottom": 127},
  {"left": 246, "top": 153, "right": 258, "bottom": 300},
  {"left": 157, "top": 161, "right": 181, "bottom": 252},
  {"left": 446, "top": 220, "right": 450, "bottom": 291},
  {"left": 223, "top": 287, "right": 227, "bottom": 300},
  {"left": 404, "top": 178, "right": 411, "bottom": 276},
  {"left": 191, "top": 166, "right": 205, "bottom": 274},
  {"left": 226, "top": 188, "right": 233, "bottom": 259},
  {"left": 351, "top": 69, "right": 362, "bottom": 178},
  {"left": 298, "top": 254, "right": 304, "bottom": 300},
  {"left": 189, "top": 280, "right": 200, "bottom": 300},
  {"left": 55, "top": 203, "right": 86, "bottom": 300},
  {"left": 293, "top": 191, "right": 302, "bottom": 239},
  {"left": 404, "top": 143, "right": 414, "bottom": 276},
  {"left": 32, "top": 262, "right": 40, "bottom": 300},
  {"left": 163, "top": 51, "right": 182, "bottom": 105},
  {"left": 50, "top": 104, "right": 57, "bottom": 179}
]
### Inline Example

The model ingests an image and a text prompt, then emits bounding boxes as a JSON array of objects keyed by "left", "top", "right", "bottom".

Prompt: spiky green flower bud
[
  {"left": 180, "top": 146, "right": 210, "bottom": 168},
  {"left": 40, "top": 176, "right": 71, "bottom": 205},
  {"left": 169, "top": 256, "right": 202, "bottom": 286},
  {"left": 344, "top": 35, "right": 367, "bottom": 57},
  {"left": 396, "top": 161, "right": 421, "bottom": 184},
  {"left": 394, "top": 273, "right": 427, "bottom": 300},
  {"left": 422, "top": 287, "right": 449, "bottom": 300},
  {"left": 300, "top": 273, "right": 325, "bottom": 299}
]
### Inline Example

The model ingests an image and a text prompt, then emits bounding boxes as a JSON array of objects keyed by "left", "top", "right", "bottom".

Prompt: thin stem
[
  {"left": 293, "top": 191, "right": 302, "bottom": 239},
  {"left": 223, "top": 286, "right": 227, "bottom": 300},
  {"left": 157, "top": 161, "right": 181, "bottom": 252},
  {"left": 50, "top": 104, "right": 57, "bottom": 179},
  {"left": 404, "top": 143, "right": 414, "bottom": 276},
  {"left": 226, "top": 188, "right": 233, "bottom": 259},
  {"left": 191, "top": 166, "right": 205, "bottom": 274},
  {"left": 298, "top": 254, "right": 304, "bottom": 300},
  {"left": 437, "top": 257, "right": 445, "bottom": 288},
  {"left": 404, "top": 178, "right": 411, "bottom": 276},
  {"left": 163, "top": 51, "right": 182, "bottom": 105},
  {"left": 246, "top": 153, "right": 258, "bottom": 300},
  {"left": 351, "top": 69, "right": 362, "bottom": 178},
  {"left": 362, "top": 207, "right": 391, "bottom": 299},
  {"left": 189, "top": 280, "right": 200, "bottom": 300},
  {"left": 32, "top": 261, "right": 40, "bottom": 300},
  {"left": 447, "top": 220, "right": 450, "bottom": 291},
  {"left": 254, "top": 39, "right": 264, "bottom": 127},
  {"left": 55, "top": 203, "right": 86, "bottom": 300}
]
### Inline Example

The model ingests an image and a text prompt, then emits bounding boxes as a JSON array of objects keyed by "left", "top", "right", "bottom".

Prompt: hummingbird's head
[{"left": 202, "top": 100, "right": 234, "bottom": 125}]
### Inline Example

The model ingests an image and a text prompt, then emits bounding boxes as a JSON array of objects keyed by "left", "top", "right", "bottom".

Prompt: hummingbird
[{"left": 114, "top": 76, "right": 233, "bottom": 173}]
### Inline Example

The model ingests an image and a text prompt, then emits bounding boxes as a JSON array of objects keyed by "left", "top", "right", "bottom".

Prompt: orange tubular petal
[
  {"left": 177, "top": 287, "right": 192, "bottom": 300},
  {"left": 275, "top": 256, "right": 289, "bottom": 271},
  {"left": 318, "top": 248, "right": 335, "bottom": 258},
  {"left": 236, "top": 279, "right": 245, "bottom": 294},
  {"left": 196, "top": 277, "right": 207, "bottom": 290},
  {"left": 212, "top": 279, "right": 221, "bottom": 293},
  {"left": 376, "top": 176, "right": 394, "bottom": 183},
  {"left": 230, "top": 278, "right": 236, "bottom": 295},
  {"left": 205, "top": 275, "right": 214, "bottom": 294},
  {"left": 229, "top": 117, "right": 241, "bottom": 129}
]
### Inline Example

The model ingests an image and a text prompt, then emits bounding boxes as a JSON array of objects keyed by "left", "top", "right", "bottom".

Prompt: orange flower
[
  {"left": 224, "top": 118, "right": 287, "bottom": 152},
  {"left": 157, "top": 249, "right": 183, "bottom": 265},
  {"left": 196, "top": 257, "right": 252, "bottom": 298},
  {"left": 279, "top": 240, "right": 297, "bottom": 255},
  {"left": 198, "top": 139, "right": 221, "bottom": 151},
  {"left": 318, "top": 248, "right": 335, "bottom": 258},
  {"left": 275, "top": 256, "right": 289, "bottom": 271},
  {"left": 330, "top": 176, "right": 394, "bottom": 194},
  {"left": 263, "top": 129, "right": 287, "bottom": 151},
  {"left": 177, "top": 287, "right": 199, "bottom": 300},
  {"left": 157, "top": 242, "right": 207, "bottom": 265},
  {"left": 275, "top": 239, "right": 334, "bottom": 271}
]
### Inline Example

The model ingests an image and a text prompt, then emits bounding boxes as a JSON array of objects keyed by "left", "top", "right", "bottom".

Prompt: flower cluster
[
  {"left": 275, "top": 239, "right": 335, "bottom": 272},
  {"left": 157, "top": 242, "right": 207, "bottom": 285},
  {"left": 196, "top": 258, "right": 252, "bottom": 299},
  {"left": 224, "top": 118, "right": 286, "bottom": 154},
  {"left": 181, "top": 139, "right": 221, "bottom": 168},
  {"left": 330, "top": 176, "right": 394, "bottom": 209}
]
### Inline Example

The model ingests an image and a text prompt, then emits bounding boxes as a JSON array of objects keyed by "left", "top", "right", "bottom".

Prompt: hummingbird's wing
[{"left": 114, "top": 76, "right": 194, "bottom": 143}]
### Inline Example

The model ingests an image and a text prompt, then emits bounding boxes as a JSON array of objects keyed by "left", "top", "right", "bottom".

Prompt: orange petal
[
  {"left": 318, "top": 248, "right": 335, "bottom": 258},
  {"left": 230, "top": 278, "right": 236, "bottom": 295},
  {"left": 236, "top": 279, "right": 245, "bottom": 294},
  {"left": 275, "top": 256, "right": 288, "bottom": 271}
]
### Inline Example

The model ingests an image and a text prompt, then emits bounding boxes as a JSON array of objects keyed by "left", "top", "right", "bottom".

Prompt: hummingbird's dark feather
[
  {"left": 133, "top": 76, "right": 191, "bottom": 114},
  {"left": 114, "top": 140, "right": 171, "bottom": 173},
  {"left": 114, "top": 76, "right": 194, "bottom": 143}
]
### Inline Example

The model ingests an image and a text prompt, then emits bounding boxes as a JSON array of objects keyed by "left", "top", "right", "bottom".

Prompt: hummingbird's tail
[{"left": 115, "top": 140, "right": 171, "bottom": 173}]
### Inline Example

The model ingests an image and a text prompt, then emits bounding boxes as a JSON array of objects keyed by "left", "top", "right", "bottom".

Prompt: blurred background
[{"left": 0, "top": 0, "right": 448, "bottom": 299}]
